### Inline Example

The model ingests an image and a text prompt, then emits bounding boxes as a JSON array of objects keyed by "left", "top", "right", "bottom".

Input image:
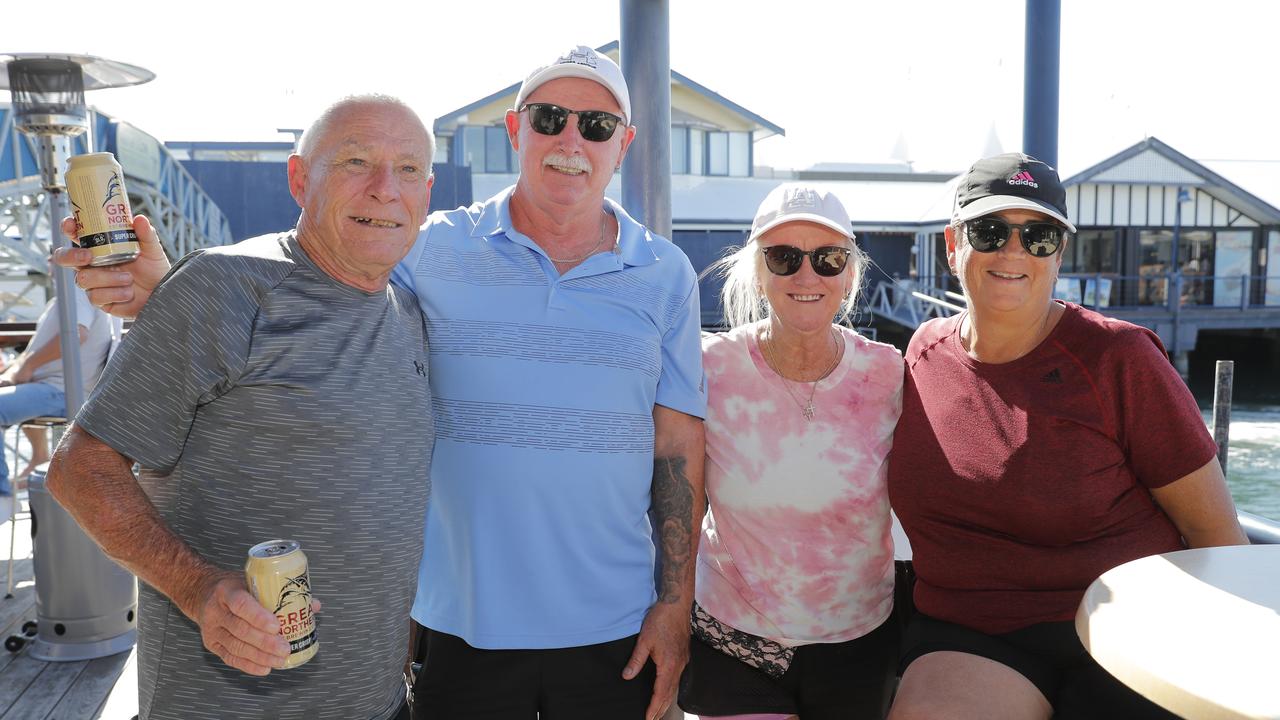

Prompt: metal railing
[
  {"left": 866, "top": 279, "right": 965, "bottom": 329},
  {"left": 1054, "top": 273, "right": 1280, "bottom": 312},
  {"left": 0, "top": 103, "right": 232, "bottom": 282},
  {"left": 904, "top": 273, "right": 1280, "bottom": 311}
]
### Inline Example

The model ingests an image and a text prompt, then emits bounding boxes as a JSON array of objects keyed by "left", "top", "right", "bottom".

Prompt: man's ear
[
  {"left": 287, "top": 154, "right": 307, "bottom": 209},
  {"left": 505, "top": 110, "right": 521, "bottom": 152},
  {"left": 944, "top": 224, "right": 959, "bottom": 274},
  {"left": 614, "top": 124, "right": 637, "bottom": 170}
]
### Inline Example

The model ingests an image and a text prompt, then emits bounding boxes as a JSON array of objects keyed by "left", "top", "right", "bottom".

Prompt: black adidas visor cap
[{"left": 954, "top": 152, "right": 1076, "bottom": 232}]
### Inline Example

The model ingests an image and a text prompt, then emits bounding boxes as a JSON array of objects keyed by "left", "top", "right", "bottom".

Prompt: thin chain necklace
[
  {"left": 760, "top": 326, "right": 842, "bottom": 421},
  {"left": 546, "top": 211, "right": 610, "bottom": 264}
]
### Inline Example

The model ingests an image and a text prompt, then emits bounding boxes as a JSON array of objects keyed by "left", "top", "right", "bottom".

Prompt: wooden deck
[{"left": 1, "top": 492, "right": 138, "bottom": 720}]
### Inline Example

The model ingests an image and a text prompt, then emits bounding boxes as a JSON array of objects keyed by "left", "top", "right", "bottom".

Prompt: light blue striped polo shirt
[{"left": 394, "top": 186, "right": 706, "bottom": 649}]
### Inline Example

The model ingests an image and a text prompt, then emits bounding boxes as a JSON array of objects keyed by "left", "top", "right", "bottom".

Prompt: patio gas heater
[{"left": 0, "top": 53, "right": 152, "bottom": 661}]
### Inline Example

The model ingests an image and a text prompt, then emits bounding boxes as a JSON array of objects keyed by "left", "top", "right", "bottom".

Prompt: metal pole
[
  {"left": 620, "top": 0, "right": 672, "bottom": 238},
  {"left": 49, "top": 188, "right": 85, "bottom": 418},
  {"left": 1212, "top": 360, "right": 1234, "bottom": 474},
  {"left": 1172, "top": 187, "right": 1183, "bottom": 271},
  {"left": 1023, "top": 0, "right": 1061, "bottom": 167},
  {"left": 32, "top": 131, "right": 87, "bottom": 419},
  {"left": 1170, "top": 189, "right": 1183, "bottom": 369},
  {"left": 621, "top": 10, "right": 680, "bottom": 719}
]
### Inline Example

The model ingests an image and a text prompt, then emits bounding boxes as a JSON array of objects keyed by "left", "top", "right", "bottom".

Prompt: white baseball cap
[
  {"left": 749, "top": 184, "right": 856, "bottom": 243},
  {"left": 514, "top": 45, "right": 632, "bottom": 125}
]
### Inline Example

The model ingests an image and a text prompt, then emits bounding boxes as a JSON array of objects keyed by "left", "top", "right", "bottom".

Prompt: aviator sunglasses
[
  {"left": 760, "top": 245, "right": 852, "bottom": 277},
  {"left": 519, "top": 103, "right": 623, "bottom": 142},
  {"left": 964, "top": 216, "right": 1068, "bottom": 258}
]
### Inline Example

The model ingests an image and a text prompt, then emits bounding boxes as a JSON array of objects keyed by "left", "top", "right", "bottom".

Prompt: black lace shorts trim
[{"left": 690, "top": 601, "right": 794, "bottom": 679}]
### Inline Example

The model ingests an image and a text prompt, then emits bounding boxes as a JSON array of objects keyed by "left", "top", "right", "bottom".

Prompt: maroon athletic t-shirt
[{"left": 888, "top": 302, "right": 1217, "bottom": 634}]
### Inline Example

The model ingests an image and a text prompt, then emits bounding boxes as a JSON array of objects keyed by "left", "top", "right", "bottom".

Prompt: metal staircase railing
[
  {"left": 0, "top": 103, "right": 232, "bottom": 318},
  {"left": 866, "top": 279, "right": 965, "bottom": 330}
]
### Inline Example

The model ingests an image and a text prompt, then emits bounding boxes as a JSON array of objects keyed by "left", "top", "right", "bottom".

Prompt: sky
[{"left": 6, "top": 0, "right": 1279, "bottom": 187}]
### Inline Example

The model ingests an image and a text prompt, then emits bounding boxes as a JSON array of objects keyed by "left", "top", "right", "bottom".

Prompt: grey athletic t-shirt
[{"left": 77, "top": 232, "right": 433, "bottom": 720}]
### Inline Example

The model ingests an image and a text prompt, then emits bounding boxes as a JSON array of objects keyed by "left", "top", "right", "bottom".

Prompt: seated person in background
[
  {"left": 0, "top": 284, "right": 116, "bottom": 494},
  {"left": 887, "top": 153, "right": 1247, "bottom": 720}
]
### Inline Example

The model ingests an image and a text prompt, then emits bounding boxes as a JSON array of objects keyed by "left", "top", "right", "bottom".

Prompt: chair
[{"left": 5, "top": 416, "right": 64, "bottom": 602}]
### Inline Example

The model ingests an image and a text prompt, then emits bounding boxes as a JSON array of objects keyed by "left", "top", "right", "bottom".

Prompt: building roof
[
  {"left": 432, "top": 41, "right": 783, "bottom": 140},
  {"left": 1062, "top": 136, "right": 1280, "bottom": 226}
]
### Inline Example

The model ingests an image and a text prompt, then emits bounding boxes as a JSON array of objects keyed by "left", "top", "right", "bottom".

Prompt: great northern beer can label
[
  {"left": 245, "top": 539, "right": 318, "bottom": 669},
  {"left": 65, "top": 152, "right": 142, "bottom": 267}
]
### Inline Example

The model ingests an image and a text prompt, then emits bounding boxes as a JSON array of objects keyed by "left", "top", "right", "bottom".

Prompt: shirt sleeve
[
  {"left": 1111, "top": 328, "right": 1218, "bottom": 489},
  {"left": 655, "top": 281, "right": 708, "bottom": 419},
  {"left": 76, "top": 251, "right": 259, "bottom": 473}
]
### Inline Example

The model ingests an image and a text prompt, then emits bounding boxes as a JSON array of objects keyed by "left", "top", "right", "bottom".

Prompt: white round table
[{"left": 1076, "top": 544, "right": 1280, "bottom": 720}]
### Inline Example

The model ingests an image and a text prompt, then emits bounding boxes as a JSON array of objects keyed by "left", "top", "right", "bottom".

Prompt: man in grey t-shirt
[{"left": 47, "top": 96, "right": 436, "bottom": 720}]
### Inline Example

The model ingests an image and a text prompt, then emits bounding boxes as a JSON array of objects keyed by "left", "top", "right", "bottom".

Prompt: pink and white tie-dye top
[{"left": 697, "top": 322, "right": 903, "bottom": 646}]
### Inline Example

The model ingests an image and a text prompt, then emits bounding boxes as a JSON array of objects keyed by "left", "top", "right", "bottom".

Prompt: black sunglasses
[
  {"left": 519, "top": 103, "right": 623, "bottom": 142},
  {"left": 964, "top": 217, "right": 1068, "bottom": 257},
  {"left": 760, "top": 245, "right": 852, "bottom": 277}
]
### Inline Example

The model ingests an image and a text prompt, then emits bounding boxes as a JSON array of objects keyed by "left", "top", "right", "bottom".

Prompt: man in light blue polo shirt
[{"left": 393, "top": 46, "right": 706, "bottom": 720}]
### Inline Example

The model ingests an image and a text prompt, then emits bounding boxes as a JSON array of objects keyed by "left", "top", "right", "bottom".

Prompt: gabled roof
[
  {"left": 1063, "top": 137, "right": 1280, "bottom": 225},
  {"left": 433, "top": 41, "right": 783, "bottom": 140}
]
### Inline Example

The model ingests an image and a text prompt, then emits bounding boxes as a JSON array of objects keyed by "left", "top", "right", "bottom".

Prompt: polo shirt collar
[
  {"left": 471, "top": 185, "right": 660, "bottom": 268},
  {"left": 606, "top": 197, "right": 660, "bottom": 268}
]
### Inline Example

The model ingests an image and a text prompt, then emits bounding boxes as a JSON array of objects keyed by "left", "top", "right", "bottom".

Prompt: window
[
  {"left": 461, "top": 126, "right": 486, "bottom": 169},
  {"left": 1214, "top": 230, "right": 1254, "bottom": 307},
  {"left": 689, "top": 130, "right": 705, "bottom": 175},
  {"left": 1061, "top": 229, "right": 1118, "bottom": 306},
  {"left": 457, "top": 125, "right": 514, "bottom": 173},
  {"left": 484, "top": 127, "right": 513, "bottom": 173},
  {"left": 706, "top": 131, "right": 750, "bottom": 177},
  {"left": 729, "top": 132, "right": 750, "bottom": 177},
  {"left": 1062, "top": 230, "right": 1117, "bottom": 274},
  {"left": 1138, "top": 230, "right": 1173, "bottom": 306},
  {"left": 1137, "top": 229, "right": 1215, "bottom": 306},
  {"left": 1179, "top": 230, "right": 1213, "bottom": 305},
  {"left": 671, "top": 127, "right": 688, "bottom": 175},
  {"left": 707, "top": 132, "right": 729, "bottom": 175}
]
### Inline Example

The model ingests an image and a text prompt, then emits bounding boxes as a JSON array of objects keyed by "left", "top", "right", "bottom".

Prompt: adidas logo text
[{"left": 1007, "top": 171, "right": 1039, "bottom": 188}]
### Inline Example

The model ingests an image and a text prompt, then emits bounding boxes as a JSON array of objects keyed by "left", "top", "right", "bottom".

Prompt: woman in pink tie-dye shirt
[{"left": 678, "top": 184, "right": 903, "bottom": 720}]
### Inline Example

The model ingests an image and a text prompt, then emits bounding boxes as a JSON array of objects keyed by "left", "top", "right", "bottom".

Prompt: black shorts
[
  {"left": 410, "top": 624, "right": 655, "bottom": 720},
  {"left": 899, "top": 613, "right": 1180, "bottom": 720},
  {"left": 678, "top": 616, "right": 899, "bottom": 720}
]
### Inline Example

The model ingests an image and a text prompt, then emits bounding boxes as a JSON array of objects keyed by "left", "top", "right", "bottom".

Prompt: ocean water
[{"left": 1209, "top": 407, "right": 1280, "bottom": 520}]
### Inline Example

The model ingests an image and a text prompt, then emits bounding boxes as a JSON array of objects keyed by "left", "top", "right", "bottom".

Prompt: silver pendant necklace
[{"left": 760, "top": 326, "right": 842, "bottom": 421}]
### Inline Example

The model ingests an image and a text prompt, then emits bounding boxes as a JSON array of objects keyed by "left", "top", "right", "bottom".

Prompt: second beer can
[
  {"left": 244, "top": 539, "right": 318, "bottom": 669},
  {"left": 65, "top": 152, "right": 142, "bottom": 267}
]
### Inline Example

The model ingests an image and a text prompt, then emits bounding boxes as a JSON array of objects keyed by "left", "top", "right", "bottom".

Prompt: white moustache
[{"left": 543, "top": 154, "right": 592, "bottom": 174}]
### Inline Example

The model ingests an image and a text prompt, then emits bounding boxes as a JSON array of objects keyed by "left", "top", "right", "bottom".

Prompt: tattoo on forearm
[{"left": 652, "top": 455, "right": 694, "bottom": 604}]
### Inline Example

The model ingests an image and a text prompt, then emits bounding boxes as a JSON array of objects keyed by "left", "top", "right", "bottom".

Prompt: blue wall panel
[
  {"left": 858, "top": 233, "right": 914, "bottom": 284},
  {"left": 181, "top": 160, "right": 295, "bottom": 241},
  {"left": 179, "top": 161, "right": 472, "bottom": 241}
]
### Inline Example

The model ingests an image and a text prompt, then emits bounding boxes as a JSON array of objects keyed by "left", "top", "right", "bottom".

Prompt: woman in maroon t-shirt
[{"left": 886, "top": 154, "right": 1246, "bottom": 720}]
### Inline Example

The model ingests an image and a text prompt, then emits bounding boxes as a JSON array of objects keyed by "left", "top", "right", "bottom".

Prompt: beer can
[
  {"left": 244, "top": 539, "right": 318, "bottom": 669},
  {"left": 65, "top": 152, "right": 142, "bottom": 267}
]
